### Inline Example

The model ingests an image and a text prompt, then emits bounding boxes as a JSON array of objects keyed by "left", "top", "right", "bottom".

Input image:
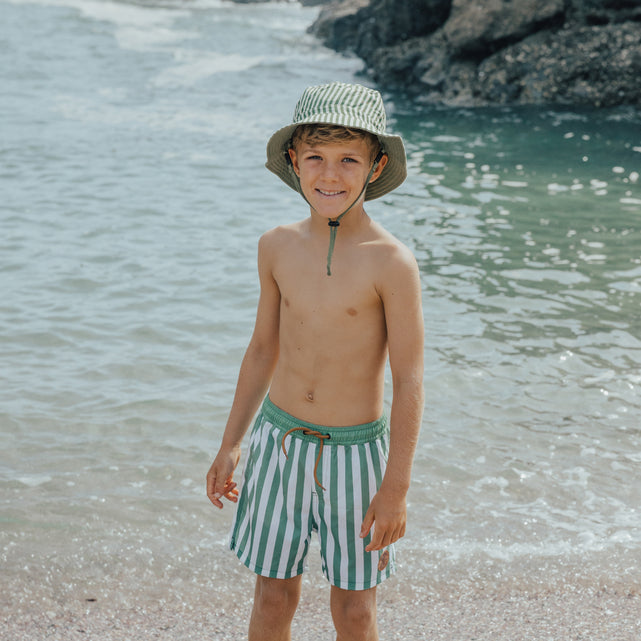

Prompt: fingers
[
  {"left": 365, "top": 526, "right": 401, "bottom": 552},
  {"left": 362, "top": 506, "right": 385, "bottom": 552},
  {"left": 206, "top": 472, "right": 223, "bottom": 508},
  {"left": 360, "top": 508, "right": 374, "bottom": 540},
  {"left": 208, "top": 478, "right": 238, "bottom": 509},
  {"left": 207, "top": 447, "right": 242, "bottom": 508},
  {"left": 206, "top": 449, "right": 242, "bottom": 509},
  {"left": 362, "top": 514, "right": 406, "bottom": 552},
  {"left": 223, "top": 483, "right": 239, "bottom": 502},
  {"left": 365, "top": 526, "right": 387, "bottom": 552},
  {"left": 206, "top": 463, "right": 238, "bottom": 509}
]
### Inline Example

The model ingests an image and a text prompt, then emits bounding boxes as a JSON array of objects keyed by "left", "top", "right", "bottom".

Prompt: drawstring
[
  {"left": 325, "top": 151, "right": 384, "bottom": 276},
  {"left": 287, "top": 150, "right": 384, "bottom": 276},
  {"left": 326, "top": 219, "right": 342, "bottom": 276},
  {"left": 281, "top": 426, "right": 331, "bottom": 490}
]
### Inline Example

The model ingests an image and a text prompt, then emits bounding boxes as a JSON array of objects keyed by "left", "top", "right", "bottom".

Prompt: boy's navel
[{"left": 306, "top": 391, "right": 314, "bottom": 402}]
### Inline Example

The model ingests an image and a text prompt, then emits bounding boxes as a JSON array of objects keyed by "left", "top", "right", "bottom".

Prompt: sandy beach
[
  {"left": 3, "top": 529, "right": 640, "bottom": 641},
  {"left": 3, "top": 588, "right": 639, "bottom": 640},
  {"left": 3, "top": 571, "right": 639, "bottom": 640}
]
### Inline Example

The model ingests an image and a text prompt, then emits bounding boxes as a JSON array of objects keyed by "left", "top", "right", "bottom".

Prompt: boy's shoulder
[
  {"left": 363, "top": 222, "right": 421, "bottom": 300},
  {"left": 262, "top": 220, "right": 305, "bottom": 237},
  {"left": 367, "top": 220, "right": 418, "bottom": 270},
  {"left": 257, "top": 221, "right": 306, "bottom": 254},
  {"left": 256, "top": 222, "right": 311, "bottom": 274}
]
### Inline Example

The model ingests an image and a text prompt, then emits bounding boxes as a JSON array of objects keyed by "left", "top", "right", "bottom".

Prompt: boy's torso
[{"left": 266, "top": 217, "right": 398, "bottom": 427}]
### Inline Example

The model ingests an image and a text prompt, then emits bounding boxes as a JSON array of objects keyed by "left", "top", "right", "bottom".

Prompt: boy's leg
[
  {"left": 248, "top": 575, "right": 302, "bottom": 641},
  {"left": 330, "top": 585, "right": 378, "bottom": 641}
]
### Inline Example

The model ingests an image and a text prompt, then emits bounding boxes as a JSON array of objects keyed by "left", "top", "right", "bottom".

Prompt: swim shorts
[{"left": 229, "top": 396, "right": 395, "bottom": 591}]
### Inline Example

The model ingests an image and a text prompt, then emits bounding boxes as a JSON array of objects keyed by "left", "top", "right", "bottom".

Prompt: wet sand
[{"left": 3, "top": 577, "right": 639, "bottom": 640}]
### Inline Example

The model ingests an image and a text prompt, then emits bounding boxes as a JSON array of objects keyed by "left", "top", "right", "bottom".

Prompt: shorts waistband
[{"left": 262, "top": 396, "right": 387, "bottom": 445}]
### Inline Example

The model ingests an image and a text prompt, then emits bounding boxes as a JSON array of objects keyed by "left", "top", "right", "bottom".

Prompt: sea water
[{"left": 2, "top": 0, "right": 640, "bottom": 617}]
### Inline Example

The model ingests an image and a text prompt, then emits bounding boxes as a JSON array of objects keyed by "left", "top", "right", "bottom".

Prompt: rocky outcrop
[
  {"left": 309, "top": 0, "right": 641, "bottom": 106},
  {"left": 442, "top": 0, "right": 564, "bottom": 56},
  {"left": 312, "top": 0, "right": 450, "bottom": 55},
  {"left": 476, "top": 22, "right": 641, "bottom": 106}
]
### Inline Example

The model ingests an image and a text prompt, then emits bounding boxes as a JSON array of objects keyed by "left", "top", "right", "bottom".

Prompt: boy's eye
[{"left": 342, "top": 157, "right": 358, "bottom": 163}]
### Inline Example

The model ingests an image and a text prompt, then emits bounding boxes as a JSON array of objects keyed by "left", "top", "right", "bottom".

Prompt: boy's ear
[
  {"left": 369, "top": 153, "right": 388, "bottom": 183},
  {"left": 287, "top": 148, "right": 300, "bottom": 177}
]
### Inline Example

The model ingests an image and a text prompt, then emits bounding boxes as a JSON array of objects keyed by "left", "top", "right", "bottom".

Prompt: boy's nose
[{"left": 320, "top": 162, "right": 340, "bottom": 180}]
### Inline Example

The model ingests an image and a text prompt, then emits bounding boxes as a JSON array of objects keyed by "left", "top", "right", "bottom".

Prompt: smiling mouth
[{"left": 316, "top": 189, "right": 345, "bottom": 197}]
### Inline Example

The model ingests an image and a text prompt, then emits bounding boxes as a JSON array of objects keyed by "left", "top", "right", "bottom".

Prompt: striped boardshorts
[{"left": 230, "top": 396, "right": 395, "bottom": 591}]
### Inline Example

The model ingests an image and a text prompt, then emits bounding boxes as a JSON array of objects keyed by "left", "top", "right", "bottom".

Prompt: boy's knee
[
  {"left": 337, "top": 599, "right": 375, "bottom": 625},
  {"left": 332, "top": 591, "right": 377, "bottom": 635},
  {"left": 254, "top": 576, "right": 301, "bottom": 615},
  {"left": 249, "top": 576, "right": 302, "bottom": 640}
]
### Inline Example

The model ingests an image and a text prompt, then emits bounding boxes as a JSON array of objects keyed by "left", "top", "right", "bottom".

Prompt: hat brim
[{"left": 265, "top": 120, "right": 407, "bottom": 201}]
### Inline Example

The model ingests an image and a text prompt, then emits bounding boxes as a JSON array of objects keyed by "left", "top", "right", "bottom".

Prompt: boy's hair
[{"left": 291, "top": 124, "right": 381, "bottom": 162}]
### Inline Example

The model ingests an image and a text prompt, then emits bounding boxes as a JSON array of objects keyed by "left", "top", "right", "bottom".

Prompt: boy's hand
[
  {"left": 360, "top": 487, "right": 407, "bottom": 552},
  {"left": 206, "top": 446, "right": 241, "bottom": 509}
]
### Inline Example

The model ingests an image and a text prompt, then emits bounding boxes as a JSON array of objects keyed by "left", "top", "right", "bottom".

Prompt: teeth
[{"left": 318, "top": 189, "right": 342, "bottom": 196}]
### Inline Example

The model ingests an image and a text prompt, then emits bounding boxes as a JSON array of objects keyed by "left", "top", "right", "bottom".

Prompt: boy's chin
[
  {"left": 306, "top": 194, "right": 361, "bottom": 219},
  {"left": 311, "top": 207, "right": 348, "bottom": 221},
  {"left": 306, "top": 201, "right": 346, "bottom": 218}
]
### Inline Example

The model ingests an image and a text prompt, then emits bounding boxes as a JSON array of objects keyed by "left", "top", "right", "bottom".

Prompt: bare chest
[{"left": 275, "top": 249, "right": 382, "bottom": 324}]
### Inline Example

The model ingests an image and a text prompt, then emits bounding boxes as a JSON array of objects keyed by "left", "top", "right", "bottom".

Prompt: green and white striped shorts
[{"left": 230, "top": 396, "right": 395, "bottom": 591}]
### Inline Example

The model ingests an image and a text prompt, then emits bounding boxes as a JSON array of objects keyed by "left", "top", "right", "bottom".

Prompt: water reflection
[
  {"left": 388, "top": 104, "right": 641, "bottom": 570},
  {"left": 397, "top": 105, "right": 640, "bottom": 355}
]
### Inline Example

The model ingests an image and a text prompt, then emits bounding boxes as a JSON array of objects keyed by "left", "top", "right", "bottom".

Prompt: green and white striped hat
[{"left": 265, "top": 82, "right": 407, "bottom": 201}]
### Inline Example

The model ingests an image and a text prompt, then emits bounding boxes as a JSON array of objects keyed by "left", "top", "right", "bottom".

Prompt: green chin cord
[
  {"left": 288, "top": 152, "right": 383, "bottom": 276},
  {"left": 326, "top": 218, "right": 341, "bottom": 276}
]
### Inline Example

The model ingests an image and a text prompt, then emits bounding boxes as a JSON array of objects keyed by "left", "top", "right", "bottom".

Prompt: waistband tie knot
[{"left": 281, "top": 427, "right": 331, "bottom": 490}]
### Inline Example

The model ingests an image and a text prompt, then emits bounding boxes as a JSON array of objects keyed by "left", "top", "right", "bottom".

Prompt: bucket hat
[{"left": 265, "top": 82, "right": 407, "bottom": 201}]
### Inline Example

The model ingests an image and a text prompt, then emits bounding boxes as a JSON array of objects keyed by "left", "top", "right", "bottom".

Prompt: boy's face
[{"left": 288, "top": 138, "right": 387, "bottom": 220}]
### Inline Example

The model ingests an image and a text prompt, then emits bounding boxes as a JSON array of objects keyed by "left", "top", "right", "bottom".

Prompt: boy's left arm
[{"left": 361, "top": 246, "right": 424, "bottom": 552}]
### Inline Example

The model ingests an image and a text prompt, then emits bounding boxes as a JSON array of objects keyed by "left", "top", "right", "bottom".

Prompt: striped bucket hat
[{"left": 265, "top": 82, "right": 407, "bottom": 201}]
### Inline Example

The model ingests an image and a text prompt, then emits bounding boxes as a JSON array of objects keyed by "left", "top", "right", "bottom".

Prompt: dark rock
[
  {"left": 311, "top": 0, "right": 452, "bottom": 57},
  {"left": 566, "top": 0, "right": 641, "bottom": 26},
  {"left": 356, "top": 0, "right": 452, "bottom": 52},
  {"left": 311, "top": 0, "right": 371, "bottom": 53},
  {"left": 476, "top": 22, "right": 641, "bottom": 106},
  {"left": 443, "top": 0, "right": 565, "bottom": 58},
  {"left": 308, "top": 0, "right": 641, "bottom": 106},
  {"left": 230, "top": 0, "right": 333, "bottom": 3}
]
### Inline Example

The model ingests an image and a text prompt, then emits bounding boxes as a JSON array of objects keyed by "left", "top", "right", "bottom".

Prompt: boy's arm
[
  {"left": 361, "top": 246, "right": 424, "bottom": 550},
  {"left": 206, "top": 232, "right": 281, "bottom": 509}
]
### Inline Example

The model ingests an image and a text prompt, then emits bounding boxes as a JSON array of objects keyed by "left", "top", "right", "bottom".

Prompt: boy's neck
[{"left": 308, "top": 204, "right": 368, "bottom": 235}]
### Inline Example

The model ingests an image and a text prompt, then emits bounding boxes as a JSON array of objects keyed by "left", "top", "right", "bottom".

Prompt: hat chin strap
[{"left": 288, "top": 151, "right": 384, "bottom": 276}]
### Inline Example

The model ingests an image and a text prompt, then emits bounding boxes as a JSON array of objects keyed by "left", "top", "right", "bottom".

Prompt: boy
[{"left": 206, "top": 82, "right": 424, "bottom": 641}]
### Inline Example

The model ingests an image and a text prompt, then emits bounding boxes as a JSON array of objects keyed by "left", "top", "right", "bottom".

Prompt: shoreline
[
  {"left": 4, "top": 534, "right": 640, "bottom": 640},
  {"left": 3, "top": 576, "right": 639, "bottom": 640}
]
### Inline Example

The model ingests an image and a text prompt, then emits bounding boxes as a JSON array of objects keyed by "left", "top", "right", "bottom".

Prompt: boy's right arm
[{"left": 206, "top": 232, "right": 281, "bottom": 509}]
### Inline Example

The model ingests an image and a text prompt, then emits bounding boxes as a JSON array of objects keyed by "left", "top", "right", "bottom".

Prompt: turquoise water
[{"left": 2, "top": 0, "right": 640, "bottom": 613}]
